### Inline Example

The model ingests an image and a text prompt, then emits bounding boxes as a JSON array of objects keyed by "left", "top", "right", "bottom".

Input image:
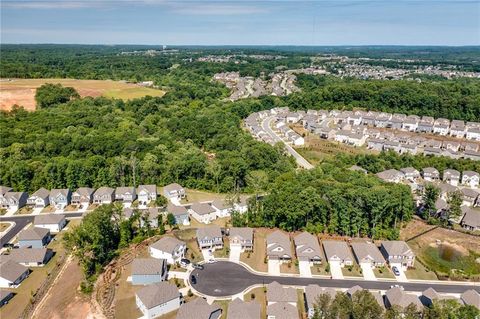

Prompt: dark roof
[
  {"left": 135, "top": 282, "right": 178, "bottom": 309},
  {"left": 131, "top": 258, "right": 165, "bottom": 275},
  {"left": 18, "top": 227, "right": 50, "bottom": 241}
]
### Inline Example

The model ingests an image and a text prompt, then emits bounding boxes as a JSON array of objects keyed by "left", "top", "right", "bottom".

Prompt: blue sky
[{"left": 1, "top": 0, "right": 479, "bottom": 45}]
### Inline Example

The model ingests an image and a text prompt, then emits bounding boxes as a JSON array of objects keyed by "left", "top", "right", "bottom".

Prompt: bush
[
  {"left": 187, "top": 289, "right": 193, "bottom": 297},
  {"left": 251, "top": 293, "right": 256, "bottom": 300}
]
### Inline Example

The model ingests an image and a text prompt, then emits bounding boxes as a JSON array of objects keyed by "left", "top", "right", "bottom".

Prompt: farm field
[{"left": 0, "top": 78, "right": 165, "bottom": 111}]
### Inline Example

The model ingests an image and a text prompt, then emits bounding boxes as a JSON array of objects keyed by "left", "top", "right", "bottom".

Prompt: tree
[
  {"left": 166, "top": 212, "right": 176, "bottom": 228},
  {"left": 35, "top": 83, "right": 79, "bottom": 109},
  {"left": 422, "top": 184, "right": 440, "bottom": 219},
  {"left": 446, "top": 191, "right": 462, "bottom": 222},
  {"left": 351, "top": 290, "right": 383, "bottom": 319},
  {"left": 329, "top": 292, "right": 352, "bottom": 319},
  {"left": 155, "top": 195, "right": 168, "bottom": 207},
  {"left": 158, "top": 215, "right": 165, "bottom": 235},
  {"left": 312, "top": 293, "right": 333, "bottom": 319}
]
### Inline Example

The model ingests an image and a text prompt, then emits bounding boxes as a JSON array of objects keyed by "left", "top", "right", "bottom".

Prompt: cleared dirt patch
[{"left": 0, "top": 78, "right": 165, "bottom": 111}]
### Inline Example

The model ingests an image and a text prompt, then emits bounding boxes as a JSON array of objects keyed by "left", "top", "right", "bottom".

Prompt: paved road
[
  {"left": 0, "top": 212, "right": 83, "bottom": 246},
  {"left": 261, "top": 116, "right": 314, "bottom": 169},
  {"left": 192, "top": 261, "right": 480, "bottom": 297}
]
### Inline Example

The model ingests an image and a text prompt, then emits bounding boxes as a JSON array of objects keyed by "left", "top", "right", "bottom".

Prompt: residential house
[
  {"left": 189, "top": 202, "right": 217, "bottom": 224},
  {"left": 149, "top": 237, "right": 186, "bottom": 265},
  {"left": 351, "top": 242, "right": 386, "bottom": 268},
  {"left": 139, "top": 208, "right": 161, "bottom": 228},
  {"left": 0, "top": 186, "right": 13, "bottom": 208},
  {"left": 196, "top": 226, "right": 223, "bottom": 250},
  {"left": 267, "top": 281, "right": 297, "bottom": 306},
  {"left": 0, "top": 290, "right": 14, "bottom": 307},
  {"left": 229, "top": 227, "right": 254, "bottom": 252},
  {"left": 267, "top": 302, "right": 298, "bottom": 319},
  {"left": 71, "top": 187, "right": 95, "bottom": 206},
  {"left": 176, "top": 298, "right": 222, "bottom": 319},
  {"left": 346, "top": 285, "right": 363, "bottom": 298},
  {"left": 227, "top": 298, "right": 261, "bottom": 319},
  {"left": 450, "top": 120, "right": 466, "bottom": 138},
  {"left": 420, "top": 288, "right": 456, "bottom": 307},
  {"left": 422, "top": 167, "right": 440, "bottom": 182},
  {"left": 380, "top": 241, "right": 415, "bottom": 270},
  {"left": 34, "top": 214, "right": 66, "bottom": 232},
  {"left": 137, "top": 185, "right": 157, "bottom": 206},
  {"left": 3, "top": 192, "right": 28, "bottom": 211},
  {"left": 443, "top": 140, "right": 461, "bottom": 153},
  {"left": 234, "top": 197, "right": 249, "bottom": 213},
  {"left": 322, "top": 240, "right": 354, "bottom": 267},
  {"left": 49, "top": 189, "right": 71, "bottom": 209},
  {"left": 461, "top": 188, "right": 479, "bottom": 207},
  {"left": 131, "top": 258, "right": 167, "bottom": 285},
  {"left": 304, "top": 284, "right": 337, "bottom": 318},
  {"left": 460, "top": 208, "right": 480, "bottom": 231},
  {"left": 115, "top": 186, "right": 137, "bottom": 203},
  {"left": 462, "top": 171, "right": 480, "bottom": 188},
  {"left": 163, "top": 183, "right": 185, "bottom": 201},
  {"left": 400, "top": 167, "right": 420, "bottom": 182},
  {"left": 93, "top": 187, "right": 115, "bottom": 205},
  {"left": 27, "top": 188, "right": 50, "bottom": 208},
  {"left": 211, "top": 199, "right": 233, "bottom": 218},
  {"left": 294, "top": 232, "right": 322, "bottom": 265},
  {"left": 166, "top": 204, "right": 189, "bottom": 226},
  {"left": 135, "top": 282, "right": 180, "bottom": 319},
  {"left": 7, "top": 247, "right": 53, "bottom": 267},
  {"left": 384, "top": 287, "right": 423, "bottom": 310},
  {"left": 17, "top": 227, "right": 51, "bottom": 248},
  {"left": 402, "top": 115, "right": 420, "bottom": 132},
  {"left": 443, "top": 169, "right": 461, "bottom": 186},
  {"left": 376, "top": 169, "right": 404, "bottom": 183},
  {"left": 0, "top": 260, "right": 29, "bottom": 288},
  {"left": 460, "top": 290, "right": 480, "bottom": 309},
  {"left": 466, "top": 127, "right": 480, "bottom": 141},
  {"left": 433, "top": 118, "right": 450, "bottom": 135},
  {"left": 266, "top": 230, "right": 292, "bottom": 262}
]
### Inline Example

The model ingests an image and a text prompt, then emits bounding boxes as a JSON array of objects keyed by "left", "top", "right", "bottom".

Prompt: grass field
[{"left": 0, "top": 78, "right": 165, "bottom": 111}]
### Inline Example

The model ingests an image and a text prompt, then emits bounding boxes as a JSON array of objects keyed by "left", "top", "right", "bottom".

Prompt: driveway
[
  {"left": 393, "top": 265, "right": 408, "bottom": 282},
  {"left": 32, "top": 207, "right": 43, "bottom": 215},
  {"left": 229, "top": 245, "right": 242, "bottom": 263},
  {"left": 202, "top": 249, "right": 214, "bottom": 262},
  {"left": 360, "top": 263, "right": 377, "bottom": 281},
  {"left": 329, "top": 261, "right": 344, "bottom": 279},
  {"left": 268, "top": 259, "right": 281, "bottom": 275},
  {"left": 299, "top": 261, "right": 312, "bottom": 277}
]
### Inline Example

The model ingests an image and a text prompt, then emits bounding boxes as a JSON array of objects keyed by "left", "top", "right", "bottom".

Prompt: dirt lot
[{"left": 0, "top": 78, "right": 165, "bottom": 111}]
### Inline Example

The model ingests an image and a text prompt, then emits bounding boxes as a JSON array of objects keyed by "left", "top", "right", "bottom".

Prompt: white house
[
  {"left": 233, "top": 197, "right": 249, "bottom": 214},
  {"left": 149, "top": 237, "right": 186, "bottom": 265},
  {"left": 0, "top": 260, "right": 29, "bottom": 288},
  {"left": 163, "top": 183, "right": 185, "bottom": 201},
  {"left": 135, "top": 282, "right": 180, "bottom": 319},
  {"left": 466, "top": 127, "right": 480, "bottom": 141},
  {"left": 49, "top": 189, "right": 71, "bottom": 210},
  {"left": 27, "top": 188, "right": 50, "bottom": 208},
  {"left": 462, "top": 171, "right": 480, "bottom": 189},
  {"left": 33, "top": 214, "right": 66, "bottom": 233},
  {"left": 211, "top": 199, "right": 233, "bottom": 218},
  {"left": 137, "top": 185, "right": 157, "bottom": 206},
  {"left": 189, "top": 202, "right": 217, "bottom": 224}
]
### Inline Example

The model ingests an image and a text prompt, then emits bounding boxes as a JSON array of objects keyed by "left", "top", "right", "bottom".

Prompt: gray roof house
[
  {"left": 166, "top": 204, "right": 189, "bottom": 226},
  {"left": 462, "top": 171, "right": 480, "bottom": 188},
  {"left": 267, "top": 281, "right": 297, "bottom": 306},
  {"left": 420, "top": 288, "right": 456, "bottom": 307},
  {"left": 2, "top": 192, "right": 28, "bottom": 210},
  {"left": 71, "top": 187, "right": 95, "bottom": 205},
  {"left": 376, "top": 169, "right": 404, "bottom": 183},
  {"left": 115, "top": 186, "right": 136, "bottom": 203},
  {"left": 93, "top": 187, "right": 115, "bottom": 204},
  {"left": 229, "top": 227, "right": 254, "bottom": 251},
  {"left": 163, "top": 183, "right": 185, "bottom": 200},
  {"left": 227, "top": 298, "right": 261, "bottom": 319},
  {"left": 139, "top": 208, "right": 161, "bottom": 228},
  {"left": 211, "top": 199, "right": 233, "bottom": 218},
  {"left": 33, "top": 214, "right": 66, "bottom": 232},
  {"left": 0, "top": 290, "right": 14, "bottom": 307},
  {"left": 27, "top": 188, "right": 50, "bottom": 208},
  {"left": 294, "top": 232, "right": 322, "bottom": 264},
  {"left": 176, "top": 297, "right": 222, "bottom": 319},
  {"left": 18, "top": 227, "right": 51, "bottom": 248},
  {"left": 0, "top": 186, "right": 13, "bottom": 208},
  {"left": 443, "top": 169, "right": 461, "bottom": 186},
  {"left": 422, "top": 167, "right": 440, "bottom": 181},
  {"left": 49, "top": 189, "right": 71, "bottom": 209},
  {"left": 149, "top": 237, "right": 186, "bottom": 265},
  {"left": 461, "top": 188, "right": 479, "bottom": 206},
  {"left": 400, "top": 167, "right": 420, "bottom": 181},
  {"left": 460, "top": 289, "right": 480, "bottom": 309},
  {"left": 460, "top": 208, "right": 480, "bottom": 232},
  {"left": 135, "top": 282, "right": 180, "bottom": 319},
  {"left": 196, "top": 226, "right": 223, "bottom": 250},
  {"left": 351, "top": 242, "right": 386, "bottom": 267},
  {"left": 7, "top": 247, "right": 53, "bottom": 267},
  {"left": 0, "top": 260, "right": 29, "bottom": 288},
  {"left": 137, "top": 185, "right": 157, "bottom": 206},
  {"left": 189, "top": 202, "right": 217, "bottom": 224},
  {"left": 384, "top": 287, "right": 423, "bottom": 310},
  {"left": 266, "top": 230, "right": 292, "bottom": 261},
  {"left": 267, "top": 302, "right": 298, "bottom": 319},
  {"left": 131, "top": 258, "right": 167, "bottom": 285},
  {"left": 380, "top": 241, "right": 415, "bottom": 270},
  {"left": 322, "top": 240, "right": 354, "bottom": 266}
]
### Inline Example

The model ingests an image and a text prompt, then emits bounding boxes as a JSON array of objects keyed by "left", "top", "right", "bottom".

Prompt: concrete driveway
[
  {"left": 299, "top": 261, "right": 312, "bottom": 277},
  {"left": 32, "top": 207, "right": 43, "bottom": 215},
  {"left": 268, "top": 259, "right": 281, "bottom": 275},
  {"left": 229, "top": 245, "right": 241, "bottom": 263},
  {"left": 329, "top": 261, "right": 344, "bottom": 279},
  {"left": 360, "top": 263, "right": 377, "bottom": 281},
  {"left": 393, "top": 266, "right": 408, "bottom": 282},
  {"left": 202, "top": 249, "right": 214, "bottom": 262}
]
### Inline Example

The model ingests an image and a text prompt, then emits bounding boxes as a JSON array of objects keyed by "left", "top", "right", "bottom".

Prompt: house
[
  {"left": 462, "top": 171, "right": 480, "bottom": 188},
  {"left": 466, "top": 127, "right": 480, "bottom": 141},
  {"left": 294, "top": 232, "right": 322, "bottom": 264},
  {"left": 461, "top": 188, "right": 479, "bottom": 207},
  {"left": 34, "top": 214, "right": 66, "bottom": 232},
  {"left": 322, "top": 240, "right": 354, "bottom": 267},
  {"left": 229, "top": 227, "right": 254, "bottom": 252},
  {"left": 211, "top": 199, "right": 233, "bottom": 218},
  {"left": 400, "top": 167, "right": 420, "bottom": 182},
  {"left": 139, "top": 208, "right": 161, "bottom": 228},
  {"left": 115, "top": 186, "right": 136, "bottom": 203},
  {"left": 49, "top": 189, "right": 71, "bottom": 209},
  {"left": 233, "top": 197, "right": 249, "bottom": 213},
  {"left": 460, "top": 208, "right": 480, "bottom": 231},
  {"left": 176, "top": 298, "right": 222, "bottom": 319},
  {"left": 420, "top": 288, "right": 456, "bottom": 307},
  {"left": 131, "top": 258, "right": 167, "bottom": 285},
  {"left": 0, "top": 186, "right": 13, "bottom": 208},
  {"left": 93, "top": 187, "right": 115, "bottom": 205},
  {"left": 17, "top": 227, "right": 51, "bottom": 248},
  {"left": 196, "top": 226, "right": 223, "bottom": 250},
  {"left": 266, "top": 230, "right": 292, "bottom": 262},
  {"left": 227, "top": 298, "right": 261, "bottom": 319},
  {"left": 422, "top": 167, "right": 440, "bottom": 182},
  {"left": 166, "top": 204, "right": 189, "bottom": 226},
  {"left": 0, "top": 290, "right": 14, "bottom": 307},
  {"left": 384, "top": 287, "right": 423, "bottom": 310},
  {"left": 163, "top": 183, "right": 185, "bottom": 201},
  {"left": 137, "top": 185, "right": 157, "bottom": 206},
  {"left": 7, "top": 247, "right": 53, "bottom": 267},
  {"left": 0, "top": 260, "right": 29, "bottom": 288},
  {"left": 304, "top": 284, "right": 337, "bottom": 318},
  {"left": 267, "top": 302, "right": 298, "bottom": 319},
  {"left": 351, "top": 242, "right": 386, "bottom": 268},
  {"left": 267, "top": 281, "right": 297, "bottom": 306},
  {"left": 443, "top": 169, "right": 461, "bottom": 186},
  {"left": 450, "top": 120, "right": 466, "bottom": 138},
  {"left": 135, "top": 282, "right": 180, "bottom": 319},
  {"left": 376, "top": 169, "right": 404, "bottom": 183},
  {"left": 460, "top": 289, "right": 480, "bottom": 309},
  {"left": 189, "top": 202, "right": 217, "bottom": 224},
  {"left": 402, "top": 115, "right": 420, "bottom": 132},
  {"left": 27, "top": 188, "right": 50, "bottom": 208},
  {"left": 380, "top": 241, "right": 415, "bottom": 270},
  {"left": 71, "top": 187, "right": 95, "bottom": 206},
  {"left": 2, "top": 192, "right": 28, "bottom": 211},
  {"left": 149, "top": 237, "right": 186, "bottom": 265}
]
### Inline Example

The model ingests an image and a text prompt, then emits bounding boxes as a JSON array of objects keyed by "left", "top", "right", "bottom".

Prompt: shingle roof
[
  {"left": 167, "top": 204, "right": 188, "bottom": 216},
  {"left": 131, "top": 258, "right": 165, "bottom": 275},
  {"left": 266, "top": 281, "right": 297, "bottom": 303},
  {"left": 34, "top": 214, "right": 65, "bottom": 225},
  {"left": 381, "top": 241, "right": 414, "bottom": 258},
  {"left": 18, "top": 227, "right": 50, "bottom": 241},
  {"left": 31, "top": 187, "right": 50, "bottom": 198},
  {"left": 176, "top": 298, "right": 221, "bottom": 319},
  {"left": 385, "top": 287, "right": 423, "bottom": 309},
  {"left": 150, "top": 237, "right": 185, "bottom": 254},
  {"left": 227, "top": 298, "right": 261, "bottom": 319},
  {"left": 0, "top": 186, "right": 13, "bottom": 195},
  {"left": 294, "top": 232, "right": 322, "bottom": 260},
  {"left": 461, "top": 289, "right": 480, "bottom": 308},
  {"left": 0, "top": 259, "right": 28, "bottom": 282},
  {"left": 190, "top": 202, "right": 216, "bottom": 215},
  {"left": 135, "top": 282, "right": 179, "bottom": 309},
  {"left": 8, "top": 248, "right": 52, "bottom": 264},
  {"left": 463, "top": 171, "right": 480, "bottom": 178},
  {"left": 266, "top": 230, "right": 291, "bottom": 259},
  {"left": 211, "top": 199, "right": 232, "bottom": 210},
  {"left": 346, "top": 285, "right": 363, "bottom": 297},
  {"left": 50, "top": 189, "right": 70, "bottom": 198},
  {"left": 267, "top": 302, "right": 297, "bottom": 319},
  {"left": 163, "top": 183, "right": 184, "bottom": 193},
  {"left": 115, "top": 186, "right": 135, "bottom": 195},
  {"left": 137, "top": 184, "right": 157, "bottom": 194},
  {"left": 322, "top": 240, "right": 353, "bottom": 261},
  {"left": 196, "top": 226, "right": 222, "bottom": 240},
  {"left": 93, "top": 187, "right": 115, "bottom": 196},
  {"left": 73, "top": 187, "right": 95, "bottom": 197},
  {"left": 351, "top": 242, "right": 385, "bottom": 264},
  {"left": 229, "top": 227, "right": 253, "bottom": 242},
  {"left": 461, "top": 209, "right": 480, "bottom": 229}
]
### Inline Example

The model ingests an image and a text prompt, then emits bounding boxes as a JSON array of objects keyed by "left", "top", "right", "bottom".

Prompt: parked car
[
  {"left": 180, "top": 258, "right": 191, "bottom": 268},
  {"left": 190, "top": 275, "right": 197, "bottom": 285},
  {"left": 392, "top": 266, "right": 400, "bottom": 276},
  {"left": 207, "top": 258, "right": 216, "bottom": 264},
  {"left": 193, "top": 263, "right": 204, "bottom": 270}
]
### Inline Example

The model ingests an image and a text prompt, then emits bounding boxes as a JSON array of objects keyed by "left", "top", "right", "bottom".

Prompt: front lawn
[
  {"left": 240, "top": 229, "right": 268, "bottom": 272},
  {"left": 405, "top": 262, "right": 438, "bottom": 280},
  {"left": 213, "top": 240, "right": 230, "bottom": 258},
  {"left": 373, "top": 266, "right": 395, "bottom": 279},
  {"left": 280, "top": 261, "right": 299, "bottom": 274},
  {"left": 311, "top": 263, "right": 330, "bottom": 276},
  {"left": 244, "top": 287, "right": 267, "bottom": 318},
  {"left": 342, "top": 264, "right": 363, "bottom": 277}
]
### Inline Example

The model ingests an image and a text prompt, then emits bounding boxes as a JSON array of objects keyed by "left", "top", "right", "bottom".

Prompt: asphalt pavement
[{"left": 192, "top": 261, "right": 480, "bottom": 297}]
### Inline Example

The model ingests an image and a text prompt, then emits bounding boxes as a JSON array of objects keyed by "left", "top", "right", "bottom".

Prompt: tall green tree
[{"left": 35, "top": 83, "right": 79, "bottom": 108}]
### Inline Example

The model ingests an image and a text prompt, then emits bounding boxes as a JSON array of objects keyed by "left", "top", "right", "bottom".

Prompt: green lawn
[
  {"left": 213, "top": 240, "right": 230, "bottom": 258},
  {"left": 373, "top": 266, "right": 395, "bottom": 279},
  {"left": 311, "top": 263, "right": 330, "bottom": 276},
  {"left": 342, "top": 264, "right": 363, "bottom": 277},
  {"left": 405, "top": 261, "right": 438, "bottom": 280},
  {"left": 421, "top": 246, "right": 480, "bottom": 278}
]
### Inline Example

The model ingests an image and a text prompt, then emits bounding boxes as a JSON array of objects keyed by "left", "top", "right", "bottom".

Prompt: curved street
[{"left": 191, "top": 261, "right": 480, "bottom": 298}]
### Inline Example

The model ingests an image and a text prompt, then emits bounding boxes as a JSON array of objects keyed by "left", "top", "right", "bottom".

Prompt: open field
[{"left": 0, "top": 78, "right": 165, "bottom": 111}]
